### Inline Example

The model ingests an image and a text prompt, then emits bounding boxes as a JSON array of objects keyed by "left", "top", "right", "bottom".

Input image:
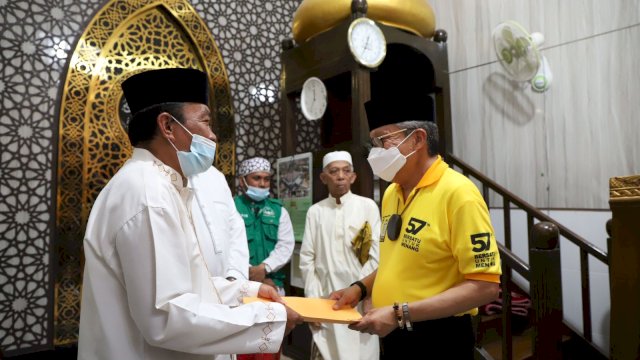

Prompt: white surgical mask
[
  {"left": 167, "top": 116, "right": 217, "bottom": 177},
  {"left": 367, "top": 130, "right": 416, "bottom": 182},
  {"left": 243, "top": 177, "right": 270, "bottom": 202}
]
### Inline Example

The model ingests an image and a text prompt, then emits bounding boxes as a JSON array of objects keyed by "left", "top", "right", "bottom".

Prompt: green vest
[{"left": 234, "top": 195, "right": 286, "bottom": 287}]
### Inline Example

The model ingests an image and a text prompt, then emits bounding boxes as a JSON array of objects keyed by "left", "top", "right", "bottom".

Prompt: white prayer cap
[
  {"left": 322, "top": 151, "right": 352, "bottom": 169},
  {"left": 238, "top": 157, "right": 272, "bottom": 177}
]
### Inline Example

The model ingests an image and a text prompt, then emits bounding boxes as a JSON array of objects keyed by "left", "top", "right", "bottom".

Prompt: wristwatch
[
  {"left": 263, "top": 263, "right": 272, "bottom": 274},
  {"left": 402, "top": 302, "right": 413, "bottom": 331}
]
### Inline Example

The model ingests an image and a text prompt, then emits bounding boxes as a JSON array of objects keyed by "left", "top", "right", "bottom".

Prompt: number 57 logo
[{"left": 471, "top": 233, "right": 492, "bottom": 252}]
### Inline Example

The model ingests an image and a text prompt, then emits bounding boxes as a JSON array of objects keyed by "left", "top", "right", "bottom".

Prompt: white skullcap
[
  {"left": 238, "top": 157, "right": 272, "bottom": 177},
  {"left": 322, "top": 151, "right": 353, "bottom": 169}
]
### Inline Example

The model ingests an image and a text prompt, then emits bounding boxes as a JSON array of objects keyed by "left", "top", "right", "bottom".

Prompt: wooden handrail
[
  {"left": 445, "top": 152, "right": 608, "bottom": 357},
  {"left": 497, "top": 242, "right": 529, "bottom": 278},
  {"left": 447, "top": 153, "right": 608, "bottom": 264}
]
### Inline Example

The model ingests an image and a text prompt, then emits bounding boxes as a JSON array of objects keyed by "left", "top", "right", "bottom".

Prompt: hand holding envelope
[
  {"left": 243, "top": 296, "right": 362, "bottom": 324},
  {"left": 256, "top": 284, "right": 303, "bottom": 335}
]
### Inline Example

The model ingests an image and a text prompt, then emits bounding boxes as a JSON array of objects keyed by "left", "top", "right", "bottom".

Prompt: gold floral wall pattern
[
  {"left": 0, "top": 0, "right": 309, "bottom": 355},
  {"left": 56, "top": 0, "right": 233, "bottom": 347}
]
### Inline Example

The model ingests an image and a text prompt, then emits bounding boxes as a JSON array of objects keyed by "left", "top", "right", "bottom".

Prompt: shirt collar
[
  {"left": 415, "top": 155, "right": 449, "bottom": 189},
  {"left": 329, "top": 190, "right": 353, "bottom": 206},
  {"left": 132, "top": 148, "right": 186, "bottom": 189}
]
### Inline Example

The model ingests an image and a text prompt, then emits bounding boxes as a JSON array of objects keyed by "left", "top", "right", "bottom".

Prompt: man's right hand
[{"left": 329, "top": 285, "right": 361, "bottom": 310}]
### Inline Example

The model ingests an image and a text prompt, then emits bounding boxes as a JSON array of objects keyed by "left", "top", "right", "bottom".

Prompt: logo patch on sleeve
[
  {"left": 471, "top": 233, "right": 497, "bottom": 268},
  {"left": 470, "top": 232, "right": 492, "bottom": 253}
]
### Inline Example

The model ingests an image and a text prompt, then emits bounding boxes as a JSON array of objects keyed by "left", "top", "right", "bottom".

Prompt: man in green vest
[{"left": 234, "top": 157, "right": 295, "bottom": 296}]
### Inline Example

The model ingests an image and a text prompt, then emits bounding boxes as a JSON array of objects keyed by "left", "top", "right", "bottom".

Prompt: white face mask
[
  {"left": 367, "top": 130, "right": 416, "bottom": 182},
  {"left": 167, "top": 115, "right": 217, "bottom": 177},
  {"left": 243, "top": 177, "right": 270, "bottom": 202}
]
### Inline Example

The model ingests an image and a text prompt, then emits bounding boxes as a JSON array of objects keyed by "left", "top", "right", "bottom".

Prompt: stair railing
[{"left": 445, "top": 153, "right": 609, "bottom": 357}]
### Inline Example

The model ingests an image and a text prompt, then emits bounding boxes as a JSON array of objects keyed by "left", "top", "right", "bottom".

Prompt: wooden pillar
[
  {"left": 350, "top": 68, "right": 372, "bottom": 198},
  {"left": 279, "top": 38, "right": 297, "bottom": 158},
  {"left": 529, "top": 221, "right": 563, "bottom": 359},
  {"left": 348, "top": 0, "right": 373, "bottom": 199},
  {"left": 608, "top": 175, "right": 640, "bottom": 359}
]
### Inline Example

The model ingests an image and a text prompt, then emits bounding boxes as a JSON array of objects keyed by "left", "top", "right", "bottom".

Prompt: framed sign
[{"left": 277, "top": 152, "right": 313, "bottom": 242}]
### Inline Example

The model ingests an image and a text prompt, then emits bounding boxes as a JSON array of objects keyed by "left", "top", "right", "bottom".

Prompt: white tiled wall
[{"left": 430, "top": 0, "right": 640, "bottom": 209}]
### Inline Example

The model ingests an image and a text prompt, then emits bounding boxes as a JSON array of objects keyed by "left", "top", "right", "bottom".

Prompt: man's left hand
[
  {"left": 348, "top": 306, "right": 397, "bottom": 337},
  {"left": 249, "top": 263, "right": 267, "bottom": 282},
  {"left": 257, "top": 283, "right": 283, "bottom": 303},
  {"left": 262, "top": 277, "right": 277, "bottom": 290}
]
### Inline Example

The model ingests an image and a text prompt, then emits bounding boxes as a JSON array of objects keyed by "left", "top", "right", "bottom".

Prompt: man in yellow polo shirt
[{"left": 330, "top": 94, "right": 501, "bottom": 359}]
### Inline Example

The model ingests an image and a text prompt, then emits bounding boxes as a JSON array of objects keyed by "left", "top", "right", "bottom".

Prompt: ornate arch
[{"left": 55, "top": 0, "right": 233, "bottom": 345}]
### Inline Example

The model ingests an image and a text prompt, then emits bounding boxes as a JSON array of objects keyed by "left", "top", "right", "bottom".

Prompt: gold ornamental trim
[
  {"left": 292, "top": 0, "right": 436, "bottom": 43},
  {"left": 610, "top": 175, "right": 640, "bottom": 202}
]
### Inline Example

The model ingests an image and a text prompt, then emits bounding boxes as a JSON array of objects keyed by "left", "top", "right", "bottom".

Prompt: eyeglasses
[{"left": 370, "top": 128, "right": 408, "bottom": 148}]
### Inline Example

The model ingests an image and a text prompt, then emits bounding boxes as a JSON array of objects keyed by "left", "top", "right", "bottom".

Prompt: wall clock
[
  {"left": 300, "top": 76, "right": 328, "bottom": 120},
  {"left": 347, "top": 17, "right": 387, "bottom": 68}
]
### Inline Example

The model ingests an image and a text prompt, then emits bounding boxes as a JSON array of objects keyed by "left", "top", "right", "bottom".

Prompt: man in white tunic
[
  {"left": 299, "top": 151, "right": 381, "bottom": 360},
  {"left": 78, "top": 68, "right": 301, "bottom": 360},
  {"left": 191, "top": 166, "right": 249, "bottom": 281}
]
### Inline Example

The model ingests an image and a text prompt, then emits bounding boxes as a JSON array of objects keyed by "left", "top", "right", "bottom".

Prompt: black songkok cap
[
  {"left": 364, "top": 95, "right": 434, "bottom": 131},
  {"left": 365, "top": 43, "right": 435, "bottom": 130},
  {"left": 121, "top": 68, "right": 209, "bottom": 116}
]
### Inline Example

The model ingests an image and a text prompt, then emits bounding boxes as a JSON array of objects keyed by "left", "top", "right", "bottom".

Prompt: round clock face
[
  {"left": 348, "top": 17, "right": 387, "bottom": 68},
  {"left": 300, "top": 77, "right": 327, "bottom": 121}
]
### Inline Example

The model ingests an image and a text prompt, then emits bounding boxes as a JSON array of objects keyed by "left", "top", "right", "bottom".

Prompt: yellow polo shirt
[{"left": 372, "top": 156, "right": 501, "bottom": 315}]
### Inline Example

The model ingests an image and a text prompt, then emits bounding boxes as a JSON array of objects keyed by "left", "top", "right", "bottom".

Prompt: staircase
[
  {"left": 445, "top": 153, "right": 610, "bottom": 360},
  {"left": 477, "top": 315, "right": 535, "bottom": 360},
  {"left": 476, "top": 314, "right": 607, "bottom": 360}
]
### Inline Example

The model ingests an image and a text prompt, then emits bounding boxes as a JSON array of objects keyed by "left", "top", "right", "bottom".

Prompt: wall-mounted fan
[{"left": 492, "top": 20, "right": 552, "bottom": 92}]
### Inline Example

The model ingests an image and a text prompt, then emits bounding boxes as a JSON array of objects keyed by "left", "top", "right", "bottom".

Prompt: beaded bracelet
[
  {"left": 402, "top": 302, "right": 413, "bottom": 331},
  {"left": 393, "top": 302, "right": 404, "bottom": 329}
]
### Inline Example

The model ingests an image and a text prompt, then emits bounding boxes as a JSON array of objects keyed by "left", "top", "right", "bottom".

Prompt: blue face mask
[
  {"left": 167, "top": 115, "right": 216, "bottom": 177},
  {"left": 243, "top": 177, "right": 270, "bottom": 202}
]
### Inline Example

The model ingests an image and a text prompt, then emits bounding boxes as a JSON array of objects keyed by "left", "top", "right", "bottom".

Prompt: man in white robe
[
  {"left": 78, "top": 68, "right": 301, "bottom": 360},
  {"left": 191, "top": 166, "right": 249, "bottom": 281},
  {"left": 299, "top": 151, "right": 381, "bottom": 360}
]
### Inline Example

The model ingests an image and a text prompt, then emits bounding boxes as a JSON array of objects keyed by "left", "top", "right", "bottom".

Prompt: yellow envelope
[{"left": 243, "top": 296, "right": 362, "bottom": 324}]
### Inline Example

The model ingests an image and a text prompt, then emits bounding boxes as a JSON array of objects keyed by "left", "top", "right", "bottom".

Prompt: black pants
[{"left": 381, "top": 315, "right": 474, "bottom": 359}]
